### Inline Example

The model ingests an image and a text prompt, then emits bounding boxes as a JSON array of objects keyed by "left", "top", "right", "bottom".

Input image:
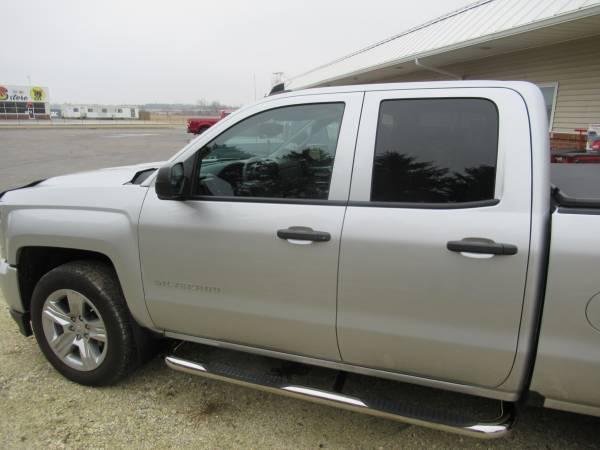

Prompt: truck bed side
[{"left": 530, "top": 192, "right": 600, "bottom": 417}]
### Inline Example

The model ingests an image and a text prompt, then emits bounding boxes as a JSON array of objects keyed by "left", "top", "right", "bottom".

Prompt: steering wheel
[{"left": 242, "top": 157, "right": 279, "bottom": 182}]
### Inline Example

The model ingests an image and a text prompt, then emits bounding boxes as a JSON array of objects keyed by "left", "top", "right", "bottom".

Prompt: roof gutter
[{"left": 414, "top": 58, "right": 463, "bottom": 80}]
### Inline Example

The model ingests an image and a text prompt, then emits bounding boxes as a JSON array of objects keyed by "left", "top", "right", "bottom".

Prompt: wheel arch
[
  {"left": 17, "top": 246, "right": 115, "bottom": 315},
  {"left": 14, "top": 243, "right": 156, "bottom": 332}
]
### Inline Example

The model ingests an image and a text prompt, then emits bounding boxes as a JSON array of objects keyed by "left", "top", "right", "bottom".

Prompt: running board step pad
[{"left": 165, "top": 352, "right": 515, "bottom": 439}]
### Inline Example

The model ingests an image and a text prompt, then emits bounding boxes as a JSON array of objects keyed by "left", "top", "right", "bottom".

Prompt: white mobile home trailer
[
  {"left": 61, "top": 106, "right": 83, "bottom": 119},
  {"left": 61, "top": 105, "right": 139, "bottom": 119},
  {"left": 115, "top": 106, "right": 139, "bottom": 119}
]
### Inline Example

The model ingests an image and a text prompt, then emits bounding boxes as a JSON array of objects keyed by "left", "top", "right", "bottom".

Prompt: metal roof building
[{"left": 288, "top": 0, "right": 600, "bottom": 145}]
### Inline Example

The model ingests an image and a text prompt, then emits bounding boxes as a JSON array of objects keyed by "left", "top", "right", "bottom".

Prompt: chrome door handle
[
  {"left": 447, "top": 239, "right": 518, "bottom": 255},
  {"left": 277, "top": 226, "right": 331, "bottom": 242}
]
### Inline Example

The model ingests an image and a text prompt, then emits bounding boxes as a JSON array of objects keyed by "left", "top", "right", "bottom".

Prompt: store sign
[{"left": 0, "top": 84, "right": 48, "bottom": 102}]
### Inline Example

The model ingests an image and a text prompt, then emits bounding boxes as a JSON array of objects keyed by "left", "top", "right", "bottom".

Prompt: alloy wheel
[{"left": 41, "top": 289, "right": 108, "bottom": 371}]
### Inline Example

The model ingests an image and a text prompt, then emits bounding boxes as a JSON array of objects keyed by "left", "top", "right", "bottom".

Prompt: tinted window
[
  {"left": 194, "top": 103, "right": 345, "bottom": 200},
  {"left": 371, "top": 98, "right": 498, "bottom": 203}
]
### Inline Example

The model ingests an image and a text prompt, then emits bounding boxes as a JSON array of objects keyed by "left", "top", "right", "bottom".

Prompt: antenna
[
  {"left": 272, "top": 72, "right": 284, "bottom": 85},
  {"left": 269, "top": 72, "right": 289, "bottom": 96},
  {"left": 269, "top": 83, "right": 287, "bottom": 96}
]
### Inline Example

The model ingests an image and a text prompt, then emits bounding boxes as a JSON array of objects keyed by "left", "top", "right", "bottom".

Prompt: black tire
[
  {"left": 31, "top": 260, "right": 140, "bottom": 386},
  {"left": 196, "top": 125, "right": 210, "bottom": 134}
]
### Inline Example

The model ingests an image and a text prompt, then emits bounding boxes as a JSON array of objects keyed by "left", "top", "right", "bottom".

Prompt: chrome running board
[{"left": 165, "top": 354, "right": 515, "bottom": 439}]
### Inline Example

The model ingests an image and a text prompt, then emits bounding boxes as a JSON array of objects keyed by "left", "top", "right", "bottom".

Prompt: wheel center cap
[{"left": 73, "top": 320, "right": 84, "bottom": 334}]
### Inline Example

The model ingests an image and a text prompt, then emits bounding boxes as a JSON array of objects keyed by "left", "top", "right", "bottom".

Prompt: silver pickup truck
[{"left": 1, "top": 81, "right": 599, "bottom": 439}]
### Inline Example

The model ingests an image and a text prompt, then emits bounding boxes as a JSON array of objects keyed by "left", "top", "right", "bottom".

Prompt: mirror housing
[{"left": 155, "top": 162, "right": 189, "bottom": 200}]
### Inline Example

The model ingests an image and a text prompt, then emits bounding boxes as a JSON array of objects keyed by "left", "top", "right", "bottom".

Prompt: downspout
[{"left": 414, "top": 58, "right": 463, "bottom": 80}]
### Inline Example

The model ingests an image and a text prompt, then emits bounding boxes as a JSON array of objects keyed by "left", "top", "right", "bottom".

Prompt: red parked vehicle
[
  {"left": 186, "top": 110, "right": 233, "bottom": 134},
  {"left": 552, "top": 140, "right": 600, "bottom": 163}
]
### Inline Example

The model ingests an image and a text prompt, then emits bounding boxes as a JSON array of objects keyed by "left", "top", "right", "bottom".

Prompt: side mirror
[{"left": 155, "top": 162, "right": 189, "bottom": 200}]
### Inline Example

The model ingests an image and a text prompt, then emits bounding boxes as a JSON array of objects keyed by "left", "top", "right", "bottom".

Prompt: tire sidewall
[{"left": 31, "top": 265, "right": 129, "bottom": 385}]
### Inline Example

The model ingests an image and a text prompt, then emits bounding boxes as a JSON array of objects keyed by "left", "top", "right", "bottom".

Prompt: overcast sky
[{"left": 4, "top": 0, "right": 473, "bottom": 106}]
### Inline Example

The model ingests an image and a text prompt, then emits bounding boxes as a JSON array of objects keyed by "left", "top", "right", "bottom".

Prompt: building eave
[{"left": 288, "top": 1, "right": 600, "bottom": 89}]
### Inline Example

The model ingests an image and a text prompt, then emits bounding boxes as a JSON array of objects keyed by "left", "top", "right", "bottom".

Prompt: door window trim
[
  {"left": 188, "top": 195, "right": 348, "bottom": 206},
  {"left": 347, "top": 199, "right": 499, "bottom": 209}
]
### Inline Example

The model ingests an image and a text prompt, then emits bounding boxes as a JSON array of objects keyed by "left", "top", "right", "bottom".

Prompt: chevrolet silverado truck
[
  {"left": 186, "top": 109, "right": 232, "bottom": 134},
  {"left": 2, "top": 81, "right": 600, "bottom": 439}
]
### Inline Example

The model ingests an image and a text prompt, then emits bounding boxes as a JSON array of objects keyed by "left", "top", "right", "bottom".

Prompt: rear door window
[{"left": 371, "top": 98, "right": 498, "bottom": 204}]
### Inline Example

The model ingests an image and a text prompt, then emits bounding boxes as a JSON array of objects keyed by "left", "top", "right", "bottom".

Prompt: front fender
[{"left": 4, "top": 185, "right": 155, "bottom": 329}]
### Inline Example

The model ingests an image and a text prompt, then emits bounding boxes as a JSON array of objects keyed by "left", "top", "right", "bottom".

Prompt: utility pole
[{"left": 27, "top": 75, "right": 32, "bottom": 120}]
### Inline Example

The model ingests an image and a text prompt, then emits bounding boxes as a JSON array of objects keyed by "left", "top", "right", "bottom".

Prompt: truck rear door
[{"left": 337, "top": 88, "right": 532, "bottom": 387}]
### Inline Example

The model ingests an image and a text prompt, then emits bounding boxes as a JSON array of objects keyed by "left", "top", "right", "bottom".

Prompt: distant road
[
  {"left": 0, "top": 119, "right": 184, "bottom": 128},
  {"left": 0, "top": 128, "right": 190, "bottom": 191}
]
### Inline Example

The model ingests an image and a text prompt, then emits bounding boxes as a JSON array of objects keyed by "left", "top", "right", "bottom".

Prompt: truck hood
[
  {"left": 0, "top": 161, "right": 165, "bottom": 221},
  {"left": 37, "top": 161, "right": 163, "bottom": 187}
]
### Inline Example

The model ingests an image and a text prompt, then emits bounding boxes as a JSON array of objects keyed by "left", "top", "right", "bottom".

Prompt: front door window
[{"left": 194, "top": 103, "right": 345, "bottom": 200}]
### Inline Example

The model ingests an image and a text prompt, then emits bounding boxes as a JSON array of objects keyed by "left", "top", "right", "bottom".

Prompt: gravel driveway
[{"left": 1, "top": 301, "right": 599, "bottom": 449}]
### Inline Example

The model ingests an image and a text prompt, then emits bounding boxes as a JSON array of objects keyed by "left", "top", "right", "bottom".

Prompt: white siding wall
[{"left": 379, "top": 35, "right": 600, "bottom": 134}]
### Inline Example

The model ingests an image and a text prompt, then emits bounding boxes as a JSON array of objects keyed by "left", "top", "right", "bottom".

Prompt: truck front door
[
  {"left": 139, "top": 93, "right": 363, "bottom": 361},
  {"left": 337, "top": 88, "right": 532, "bottom": 387}
]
